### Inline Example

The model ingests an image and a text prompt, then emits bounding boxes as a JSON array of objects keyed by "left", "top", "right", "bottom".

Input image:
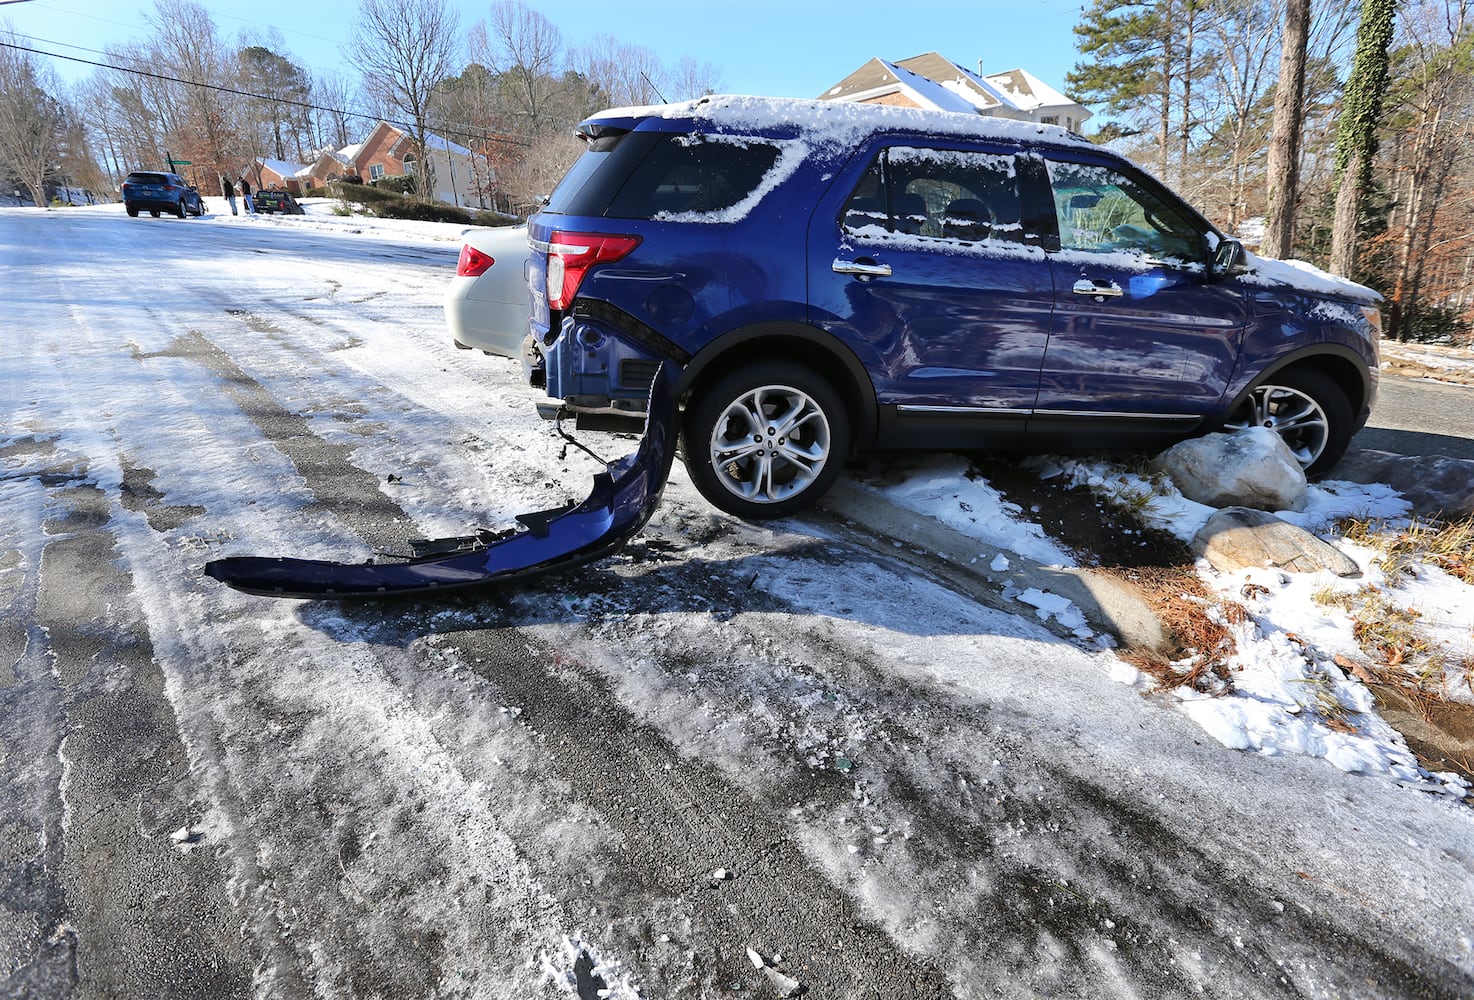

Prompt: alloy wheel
[{"left": 708, "top": 384, "right": 832, "bottom": 505}]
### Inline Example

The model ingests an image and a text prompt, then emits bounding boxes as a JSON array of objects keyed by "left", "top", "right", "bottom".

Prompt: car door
[
  {"left": 807, "top": 141, "right": 1054, "bottom": 445},
  {"left": 1033, "top": 154, "right": 1247, "bottom": 440}
]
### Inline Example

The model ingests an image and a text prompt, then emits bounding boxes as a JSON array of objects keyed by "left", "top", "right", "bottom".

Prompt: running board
[{"left": 203, "top": 366, "right": 676, "bottom": 599}]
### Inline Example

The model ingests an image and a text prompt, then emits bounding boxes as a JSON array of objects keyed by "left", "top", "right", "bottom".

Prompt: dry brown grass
[
  {"left": 1341, "top": 513, "right": 1474, "bottom": 585},
  {"left": 1117, "top": 566, "right": 1245, "bottom": 695}
]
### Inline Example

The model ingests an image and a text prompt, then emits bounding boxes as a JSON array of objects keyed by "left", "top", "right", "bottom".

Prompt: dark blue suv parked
[{"left": 527, "top": 96, "right": 1381, "bottom": 519}]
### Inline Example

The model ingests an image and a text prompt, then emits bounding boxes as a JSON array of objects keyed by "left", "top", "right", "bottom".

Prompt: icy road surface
[{"left": 2, "top": 204, "right": 1472, "bottom": 999}]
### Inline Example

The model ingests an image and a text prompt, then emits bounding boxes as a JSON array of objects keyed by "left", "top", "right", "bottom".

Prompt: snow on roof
[
  {"left": 590, "top": 95, "right": 1091, "bottom": 150},
  {"left": 424, "top": 132, "right": 474, "bottom": 158},
  {"left": 338, "top": 142, "right": 365, "bottom": 162},
  {"left": 257, "top": 157, "right": 306, "bottom": 177},
  {"left": 878, "top": 59, "right": 1008, "bottom": 116},
  {"left": 984, "top": 67, "right": 1080, "bottom": 112}
]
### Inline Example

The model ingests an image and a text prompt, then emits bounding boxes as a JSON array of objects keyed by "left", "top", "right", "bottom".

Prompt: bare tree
[
  {"left": 0, "top": 24, "right": 65, "bottom": 206},
  {"left": 347, "top": 0, "right": 460, "bottom": 197},
  {"left": 1263, "top": 0, "right": 1313, "bottom": 257},
  {"left": 1329, "top": 0, "right": 1397, "bottom": 275},
  {"left": 577, "top": 34, "right": 668, "bottom": 106},
  {"left": 471, "top": 1, "right": 570, "bottom": 133},
  {"left": 669, "top": 55, "right": 725, "bottom": 102}
]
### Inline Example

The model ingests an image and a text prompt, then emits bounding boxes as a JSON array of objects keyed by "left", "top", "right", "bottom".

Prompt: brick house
[
  {"left": 251, "top": 158, "right": 308, "bottom": 195},
  {"left": 298, "top": 122, "right": 489, "bottom": 208},
  {"left": 820, "top": 52, "right": 1092, "bottom": 133}
]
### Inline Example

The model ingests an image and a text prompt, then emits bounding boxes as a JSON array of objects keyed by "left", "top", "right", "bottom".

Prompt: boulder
[
  {"left": 1329, "top": 449, "right": 1474, "bottom": 520},
  {"left": 1192, "top": 507, "right": 1362, "bottom": 577},
  {"left": 1152, "top": 428, "right": 1307, "bottom": 511}
]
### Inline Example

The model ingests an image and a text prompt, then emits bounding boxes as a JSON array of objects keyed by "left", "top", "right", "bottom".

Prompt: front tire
[
  {"left": 1225, "top": 369, "right": 1352, "bottom": 477},
  {"left": 681, "top": 361, "right": 850, "bottom": 519}
]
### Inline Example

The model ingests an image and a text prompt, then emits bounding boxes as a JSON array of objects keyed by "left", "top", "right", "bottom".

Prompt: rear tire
[
  {"left": 681, "top": 360, "right": 850, "bottom": 519},
  {"left": 175, "top": 201, "right": 187, "bottom": 218},
  {"left": 126, "top": 205, "right": 138, "bottom": 217},
  {"left": 1225, "top": 369, "right": 1353, "bottom": 477}
]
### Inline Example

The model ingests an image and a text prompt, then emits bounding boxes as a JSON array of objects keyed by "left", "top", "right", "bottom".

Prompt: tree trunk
[
  {"left": 1328, "top": 0, "right": 1397, "bottom": 277},
  {"left": 1262, "top": 0, "right": 1311, "bottom": 260}
]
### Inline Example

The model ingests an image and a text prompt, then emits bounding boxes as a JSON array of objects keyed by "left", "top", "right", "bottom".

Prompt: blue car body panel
[{"left": 204, "top": 365, "right": 676, "bottom": 599}]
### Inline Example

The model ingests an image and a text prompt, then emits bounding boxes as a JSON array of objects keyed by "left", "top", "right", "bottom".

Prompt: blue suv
[
  {"left": 121, "top": 171, "right": 206, "bottom": 218},
  {"left": 526, "top": 96, "right": 1381, "bottom": 519}
]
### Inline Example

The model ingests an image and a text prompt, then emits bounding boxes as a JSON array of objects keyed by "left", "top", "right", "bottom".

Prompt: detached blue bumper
[{"left": 204, "top": 365, "right": 677, "bottom": 599}]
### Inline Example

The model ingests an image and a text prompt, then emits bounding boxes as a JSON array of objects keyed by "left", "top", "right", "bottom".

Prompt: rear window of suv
[
  {"left": 544, "top": 129, "right": 787, "bottom": 222},
  {"left": 125, "top": 173, "right": 169, "bottom": 185}
]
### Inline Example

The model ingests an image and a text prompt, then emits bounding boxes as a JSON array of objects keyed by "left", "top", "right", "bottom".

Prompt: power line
[{"left": 1, "top": 38, "right": 533, "bottom": 150}]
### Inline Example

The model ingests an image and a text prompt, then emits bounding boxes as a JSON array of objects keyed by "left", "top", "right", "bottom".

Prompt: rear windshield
[
  {"left": 543, "top": 130, "right": 785, "bottom": 221},
  {"left": 124, "top": 173, "right": 169, "bottom": 185}
]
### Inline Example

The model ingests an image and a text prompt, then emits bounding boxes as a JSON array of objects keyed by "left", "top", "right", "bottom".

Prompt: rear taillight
[
  {"left": 546, "top": 232, "right": 641, "bottom": 310},
  {"left": 457, "top": 244, "right": 494, "bottom": 277}
]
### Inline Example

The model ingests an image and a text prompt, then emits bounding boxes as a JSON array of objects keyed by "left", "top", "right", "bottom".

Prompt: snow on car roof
[{"left": 586, "top": 94, "right": 1094, "bottom": 150}]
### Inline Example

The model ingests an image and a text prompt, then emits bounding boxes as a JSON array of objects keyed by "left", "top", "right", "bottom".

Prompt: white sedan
[{"left": 444, "top": 225, "right": 531, "bottom": 359}]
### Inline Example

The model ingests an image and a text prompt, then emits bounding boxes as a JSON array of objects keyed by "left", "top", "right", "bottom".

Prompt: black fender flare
[
  {"left": 675, "top": 322, "right": 881, "bottom": 448},
  {"left": 1223, "top": 343, "right": 1375, "bottom": 423}
]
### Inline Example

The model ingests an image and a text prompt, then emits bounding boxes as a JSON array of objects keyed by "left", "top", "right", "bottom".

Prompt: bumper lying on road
[{"left": 204, "top": 365, "right": 677, "bottom": 599}]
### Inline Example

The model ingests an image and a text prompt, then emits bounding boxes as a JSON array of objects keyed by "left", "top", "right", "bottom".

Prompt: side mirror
[{"left": 1210, "top": 237, "right": 1247, "bottom": 280}]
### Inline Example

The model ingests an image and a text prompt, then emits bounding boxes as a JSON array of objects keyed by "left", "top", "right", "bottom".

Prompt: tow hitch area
[{"left": 204, "top": 367, "right": 676, "bottom": 599}]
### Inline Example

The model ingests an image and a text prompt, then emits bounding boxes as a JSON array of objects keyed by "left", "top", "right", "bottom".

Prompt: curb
[{"left": 818, "top": 480, "right": 1169, "bottom": 652}]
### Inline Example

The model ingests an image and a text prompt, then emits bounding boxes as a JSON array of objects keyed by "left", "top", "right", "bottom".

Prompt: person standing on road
[
  {"left": 220, "top": 175, "right": 237, "bottom": 215},
  {"left": 239, "top": 176, "right": 254, "bottom": 214}
]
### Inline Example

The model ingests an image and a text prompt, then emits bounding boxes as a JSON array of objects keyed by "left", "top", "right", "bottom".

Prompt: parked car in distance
[
  {"left": 121, "top": 171, "right": 205, "bottom": 218},
  {"left": 445, "top": 225, "right": 531, "bottom": 360},
  {"left": 526, "top": 96, "right": 1382, "bottom": 519}
]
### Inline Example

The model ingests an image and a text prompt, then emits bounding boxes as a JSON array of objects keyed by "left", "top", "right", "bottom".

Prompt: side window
[
  {"left": 1045, "top": 159, "right": 1206, "bottom": 264},
  {"left": 840, "top": 146, "right": 1024, "bottom": 245},
  {"left": 606, "top": 134, "right": 782, "bottom": 219}
]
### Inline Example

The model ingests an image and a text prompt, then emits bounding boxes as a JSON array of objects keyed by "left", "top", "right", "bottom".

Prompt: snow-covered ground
[{"left": 3, "top": 201, "right": 1472, "bottom": 998}]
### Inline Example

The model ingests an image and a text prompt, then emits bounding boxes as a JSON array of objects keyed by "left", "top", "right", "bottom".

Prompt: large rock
[
  {"left": 1329, "top": 449, "right": 1474, "bottom": 519},
  {"left": 1193, "top": 507, "right": 1362, "bottom": 576},
  {"left": 1152, "top": 427, "right": 1308, "bottom": 511}
]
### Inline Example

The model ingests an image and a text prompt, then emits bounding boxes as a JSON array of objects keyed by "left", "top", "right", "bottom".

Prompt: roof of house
[
  {"left": 257, "top": 157, "right": 306, "bottom": 178},
  {"left": 820, "top": 52, "right": 1089, "bottom": 122}
]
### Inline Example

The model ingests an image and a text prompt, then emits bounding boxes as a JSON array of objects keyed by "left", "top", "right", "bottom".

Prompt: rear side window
[
  {"left": 842, "top": 146, "right": 1025, "bottom": 245},
  {"left": 605, "top": 134, "right": 784, "bottom": 221}
]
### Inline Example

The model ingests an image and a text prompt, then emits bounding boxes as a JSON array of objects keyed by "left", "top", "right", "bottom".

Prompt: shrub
[
  {"left": 472, "top": 209, "right": 522, "bottom": 227},
  {"left": 373, "top": 174, "right": 419, "bottom": 196},
  {"left": 373, "top": 199, "right": 474, "bottom": 225}
]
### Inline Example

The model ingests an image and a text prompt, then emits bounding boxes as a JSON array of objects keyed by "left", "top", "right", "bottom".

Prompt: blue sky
[{"left": 9, "top": 0, "right": 1087, "bottom": 101}]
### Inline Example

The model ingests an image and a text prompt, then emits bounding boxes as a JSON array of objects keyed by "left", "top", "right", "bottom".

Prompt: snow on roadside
[{"left": 1044, "top": 456, "right": 1471, "bottom": 797}]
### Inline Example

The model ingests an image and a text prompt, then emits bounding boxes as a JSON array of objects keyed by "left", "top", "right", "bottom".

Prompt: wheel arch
[
  {"left": 1226, "top": 345, "right": 1373, "bottom": 426},
  {"left": 676, "top": 322, "right": 880, "bottom": 450}
]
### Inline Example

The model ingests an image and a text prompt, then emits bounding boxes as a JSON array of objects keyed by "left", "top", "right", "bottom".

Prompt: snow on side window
[{"left": 841, "top": 146, "right": 1026, "bottom": 248}]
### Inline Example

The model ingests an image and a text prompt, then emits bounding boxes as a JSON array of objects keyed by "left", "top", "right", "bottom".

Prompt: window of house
[
  {"left": 369, "top": 163, "right": 384, "bottom": 181},
  {"left": 1041, "top": 115, "right": 1059, "bottom": 125},
  {"left": 403, "top": 156, "right": 418, "bottom": 177},
  {"left": 841, "top": 146, "right": 1024, "bottom": 245}
]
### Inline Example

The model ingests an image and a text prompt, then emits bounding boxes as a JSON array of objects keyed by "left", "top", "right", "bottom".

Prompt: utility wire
[{"left": 1, "top": 38, "right": 534, "bottom": 149}]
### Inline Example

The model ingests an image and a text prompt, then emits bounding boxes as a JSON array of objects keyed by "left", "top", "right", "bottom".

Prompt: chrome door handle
[
  {"left": 1073, "top": 278, "right": 1124, "bottom": 297},
  {"left": 833, "top": 258, "right": 892, "bottom": 278}
]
